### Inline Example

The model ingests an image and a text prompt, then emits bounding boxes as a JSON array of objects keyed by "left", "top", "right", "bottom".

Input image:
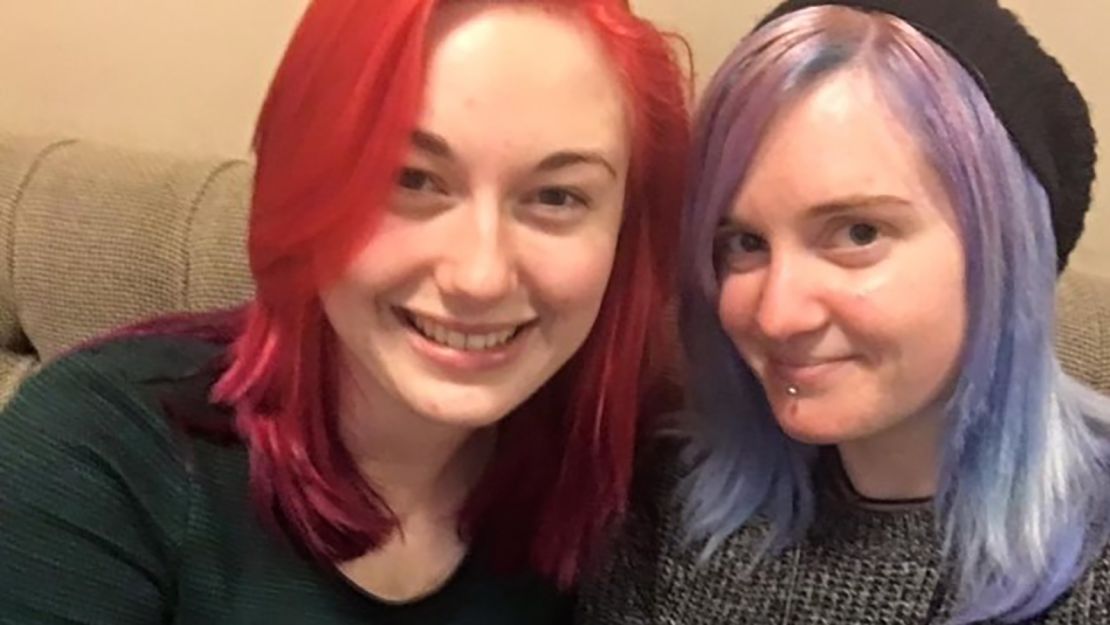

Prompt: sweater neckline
[{"left": 812, "top": 449, "right": 938, "bottom": 542}]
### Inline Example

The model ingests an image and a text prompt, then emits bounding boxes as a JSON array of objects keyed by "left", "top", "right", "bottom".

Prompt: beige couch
[
  {"left": 0, "top": 132, "right": 1108, "bottom": 405},
  {"left": 0, "top": 133, "right": 253, "bottom": 401}
]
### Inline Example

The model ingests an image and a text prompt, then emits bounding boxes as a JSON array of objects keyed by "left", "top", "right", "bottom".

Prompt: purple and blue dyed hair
[{"left": 679, "top": 6, "right": 1110, "bottom": 623}]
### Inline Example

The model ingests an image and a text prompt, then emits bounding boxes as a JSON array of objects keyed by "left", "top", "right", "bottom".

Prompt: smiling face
[
  {"left": 319, "top": 4, "right": 630, "bottom": 429},
  {"left": 715, "top": 69, "right": 966, "bottom": 446}
]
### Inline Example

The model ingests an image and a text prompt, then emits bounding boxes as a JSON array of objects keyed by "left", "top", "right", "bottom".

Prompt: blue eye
[
  {"left": 822, "top": 219, "right": 893, "bottom": 267},
  {"left": 846, "top": 222, "right": 879, "bottom": 246}
]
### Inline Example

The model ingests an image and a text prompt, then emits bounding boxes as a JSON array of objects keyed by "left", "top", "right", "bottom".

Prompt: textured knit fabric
[
  {"left": 757, "top": 0, "right": 1096, "bottom": 273},
  {"left": 0, "top": 133, "right": 256, "bottom": 404},
  {"left": 575, "top": 439, "right": 1110, "bottom": 624},
  {"left": 11, "top": 141, "right": 255, "bottom": 360},
  {"left": 0, "top": 334, "right": 570, "bottom": 625},
  {"left": 1057, "top": 271, "right": 1110, "bottom": 395}
]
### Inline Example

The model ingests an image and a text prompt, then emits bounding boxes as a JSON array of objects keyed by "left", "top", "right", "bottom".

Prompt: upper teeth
[{"left": 410, "top": 314, "right": 518, "bottom": 351}]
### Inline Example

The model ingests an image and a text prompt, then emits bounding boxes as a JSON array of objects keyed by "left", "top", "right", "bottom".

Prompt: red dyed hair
[{"left": 208, "top": 0, "right": 689, "bottom": 586}]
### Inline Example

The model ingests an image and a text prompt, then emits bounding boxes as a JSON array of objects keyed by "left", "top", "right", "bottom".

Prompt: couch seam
[
  {"left": 7, "top": 138, "right": 78, "bottom": 347},
  {"left": 180, "top": 159, "right": 248, "bottom": 311}
]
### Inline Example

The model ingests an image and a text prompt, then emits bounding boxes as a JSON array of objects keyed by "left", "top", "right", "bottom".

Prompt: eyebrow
[
  {"left": 411, "top": 129, "right": 617, "bottom": 178},
  {"left": 411, "top": 129, "right": 454, "bottom": 160},
  {"left": 805, "top": 194, "right": 912, "bottom": 217},
  {"left": 717, "top": 194, "right": 913, "bottom": 228},
  {"left": 534, "top": 151, "right": 619, "bottom": 179}
]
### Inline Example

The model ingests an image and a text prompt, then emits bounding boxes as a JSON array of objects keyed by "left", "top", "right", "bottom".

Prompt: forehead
[
  {"left": 735, "top": 69, "right": 945, "bottom": 217},
  {"left": 419, "top": 5, "right": 629, "bottom": 156}
]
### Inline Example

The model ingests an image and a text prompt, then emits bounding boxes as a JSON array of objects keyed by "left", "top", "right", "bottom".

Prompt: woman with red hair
[{"left": 0, "top": 1, "right": 689, "bottom": 623}]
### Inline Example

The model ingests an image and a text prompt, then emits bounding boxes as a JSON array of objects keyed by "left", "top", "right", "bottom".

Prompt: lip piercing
[{"left": 785, "top": 385, "right": 800, "bottom": 397}]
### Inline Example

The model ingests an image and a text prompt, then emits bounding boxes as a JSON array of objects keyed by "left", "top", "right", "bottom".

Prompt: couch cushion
[
  {"left": 183, "top": 159, "right": 254, "bottom": 311},
  {"left": 1057, "top": 268, "right": 1110, "bottom": 394},
  {"left": 0, "top": 135, "right": 75, "bottom": 398},
  {"left": 11, "top": 140, "right": 252, "bottom": 361}
]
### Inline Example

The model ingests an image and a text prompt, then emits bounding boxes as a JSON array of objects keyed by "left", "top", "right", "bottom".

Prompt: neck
[
  {"left": 336, "top": 353, "right": 493, "bottom": 520},
  {"left": 836, "top": 406, "right": 945, "bottom": 502}
]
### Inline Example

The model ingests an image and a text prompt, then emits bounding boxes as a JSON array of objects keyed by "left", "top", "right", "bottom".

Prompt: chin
[
  {"left": 435, "top": 412, "right": 506, "bottom": 430},
  {"left": 407, "top": 392, "right": 522, "bottom": 430},
  {"left": 777, "top": 410, "right": 901, "bottom": 449},
  {"left": 778, "top": 426, "right": 846, "bottom": 446},
  {"left": 772, "top": 406, "right": 861, "bottom": 446}
]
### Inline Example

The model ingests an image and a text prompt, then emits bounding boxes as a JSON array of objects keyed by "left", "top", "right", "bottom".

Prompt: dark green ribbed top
[{"left": 0, "top": 335, "right": 569, "bottom": 625}]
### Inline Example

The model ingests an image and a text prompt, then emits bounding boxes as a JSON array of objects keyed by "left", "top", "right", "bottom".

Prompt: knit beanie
[{"left": 758, "top": 0, "right": 1096, "bottom": 272}]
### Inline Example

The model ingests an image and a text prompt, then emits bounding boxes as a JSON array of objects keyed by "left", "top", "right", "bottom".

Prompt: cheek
[
  {"left": 520, "top": 217, "right": 623, "bottom": 313},
  {"left": 904, "top": 242, "right": 965, "bottom": 353},
  {"left": 319, "top": 279, "right": 372, "bottom": 354},
  {"left": 717, "top": 275, "right": 760, "bottom": 343},
  {"left": 319, "top": 224, "right": 434, "bottom": 338},
  {"left": 901, "top": 275, "right": 965, "bottom": 384},
  {"left": 332, "top": 218, "right": 430, "bottom": 292},
  {"left": 531, "top": 243, "right": 616, "bottom": 316},
  {"left": 847, "top": 254, "right": 966, "bottom": 390}
]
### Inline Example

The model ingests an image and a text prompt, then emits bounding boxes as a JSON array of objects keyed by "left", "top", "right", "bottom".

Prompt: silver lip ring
[{"left": 785, "top": 385, "right": 800, "bottom": 397}]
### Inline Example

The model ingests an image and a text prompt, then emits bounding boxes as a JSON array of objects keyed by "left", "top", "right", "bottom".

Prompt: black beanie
[{"left": 758, "top": 0, "right": 1096, "bottom": 272}]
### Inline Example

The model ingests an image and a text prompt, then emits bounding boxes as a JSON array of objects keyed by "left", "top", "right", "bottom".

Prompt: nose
[
  {"left": 753, "top": 250, "right": 830, "bottom": 341},
  {"left": 434, "top": 196, "right": 517, "bottom": 303}
]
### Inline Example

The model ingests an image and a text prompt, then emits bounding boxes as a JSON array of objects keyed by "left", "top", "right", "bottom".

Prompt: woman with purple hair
[{"left": 577, "top": 1, "right": 1110, "bottom": 623}]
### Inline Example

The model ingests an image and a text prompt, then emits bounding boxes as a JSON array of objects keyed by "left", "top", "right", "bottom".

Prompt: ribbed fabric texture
[
  {"left": 1056, "top": 270, "right": 1110, "bottom": 394},
  {"left": 8, "top": 140, "right": 255, "bottom": 360},
  {"left": 0, "top": 133, "right": 257, "bottom": 404},
  {"left": 0, "top": 335, "right": 569, "bottom": 625},
  {"left": 576, "top": 440, "right": 1110, "bottom": 624},
  {"left": 757, "top": 0, "right": 1097, "bottom": 272}
]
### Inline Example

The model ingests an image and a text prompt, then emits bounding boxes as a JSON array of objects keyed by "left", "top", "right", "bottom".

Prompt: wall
[
  {"left": 0, "top": 0, "right": 1106, "bottom": 275},
  {"left": 0, "top": 1, "right": 307, "bottom": 156}
]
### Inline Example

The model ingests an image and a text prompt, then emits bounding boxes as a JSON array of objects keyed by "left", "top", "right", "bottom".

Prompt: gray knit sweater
[{"left": 575, "top": 441, "right": 1110, "bottom": 624}]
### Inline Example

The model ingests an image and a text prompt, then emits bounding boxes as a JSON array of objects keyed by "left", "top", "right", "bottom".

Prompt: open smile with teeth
[{"left": 399, "top": 309, "right": 529, "bottom": 352}]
